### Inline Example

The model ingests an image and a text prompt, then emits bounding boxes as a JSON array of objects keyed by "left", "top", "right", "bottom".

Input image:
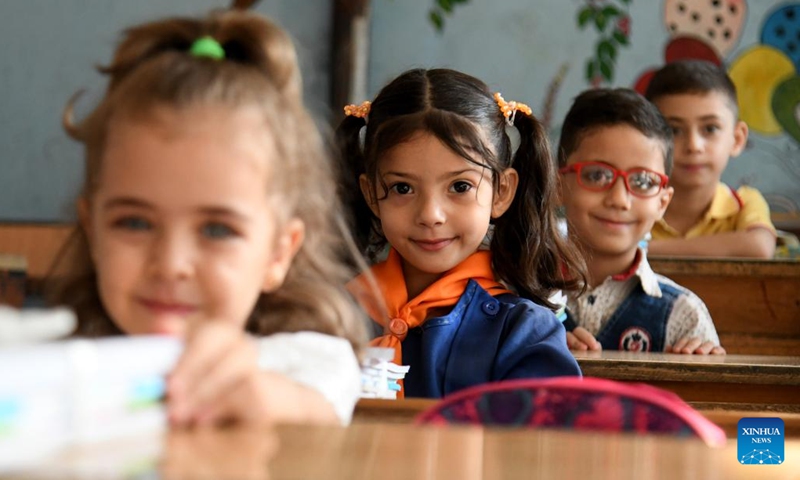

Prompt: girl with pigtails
[{"left": 337, "top": 68, "right": 587, "bottom": 399}]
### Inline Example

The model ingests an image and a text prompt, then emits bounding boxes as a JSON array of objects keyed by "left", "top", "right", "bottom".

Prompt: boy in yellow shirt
[{"left": 645, "top": 60, "right": 776, "bottom": 258}]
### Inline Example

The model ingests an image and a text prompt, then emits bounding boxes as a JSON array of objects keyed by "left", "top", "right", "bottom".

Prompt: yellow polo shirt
[{"left": 651, "top": 183, "right": 776, "bottom": 239}]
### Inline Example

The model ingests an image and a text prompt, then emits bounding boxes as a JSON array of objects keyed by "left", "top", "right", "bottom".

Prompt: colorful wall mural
[{"left": 570, "top": 0, "right": 800, "bottom": 216}]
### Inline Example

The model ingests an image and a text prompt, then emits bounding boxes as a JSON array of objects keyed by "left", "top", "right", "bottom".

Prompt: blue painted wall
[{"left": 0, "top": 0, "right": 332, "bottom": 221}]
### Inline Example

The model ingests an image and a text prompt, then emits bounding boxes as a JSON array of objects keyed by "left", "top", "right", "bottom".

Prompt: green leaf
[
  {"left": 620, "top": 0, "right": 631, "bottom": 4},
  {"left": 586, "top": 59, "right": 596, "bottom": 82},
  {"left": 613, "top": 30, "right": 629, "bottom": 45},
  {"left": 577, "top": 6, "right": 595, "bottom": 28},
  {"left": 601, "top": 6, "right": 620, "bottom": 18},
  {"left": 599, "top": 60, "right": 613, "bottom": 81},
  {"left": 598, "top": 39, "right": 616, "bottom": 61},
  {"left": 429, "top": 10, "right": 444, "bottom": 32},
  {"left": 594, "top": 13, "right": 608, "bottom": 31},
  {"left": 437, "top": 0, "right": 452, "bottom": 13}
]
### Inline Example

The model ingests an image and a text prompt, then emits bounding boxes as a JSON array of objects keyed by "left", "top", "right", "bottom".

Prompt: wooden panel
[
  {"left": 670, "top": 277, "right": 799, "bottom": 330},
  {"left": 354, "top": 399, "right": 800, "bottom": 439},
  {"left": 0, "top": 223, "right": 73, "bottom": 280},
  {"left": 573, "top": 351, "right": 800, "bottom": 411},
  {"left": 648, "top": 256, "right": 800, "bottom": 355},
  {"left": 354, "top": 398, "right": 435, "bottom": 423},
  {"left": 649, "top": 257, "right": 800, "bottom": 277},
  {"left": 0, "top": 253, "right": 27, "bottom": 307}
]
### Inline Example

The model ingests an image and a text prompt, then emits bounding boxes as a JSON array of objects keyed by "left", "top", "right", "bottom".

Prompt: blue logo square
[{"left": 738, "top": 417, "right": 784, "bottom": 465}]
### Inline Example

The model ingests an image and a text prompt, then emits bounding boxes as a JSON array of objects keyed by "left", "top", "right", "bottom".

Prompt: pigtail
[
  {"left": 335, "top": 115, "right": 377, "bottom": 257},
  {"left": 491, "top": 112, "right": 587, "bottom": 307}
]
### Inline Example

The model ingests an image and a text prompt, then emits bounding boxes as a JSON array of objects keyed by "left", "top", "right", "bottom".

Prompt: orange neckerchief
[{"left": 348, "top": 248, "right": 511, "bottom": 398}]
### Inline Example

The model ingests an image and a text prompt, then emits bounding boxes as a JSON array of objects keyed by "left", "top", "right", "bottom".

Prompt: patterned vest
[{"left": 594, "top": 282, "right": 680, "bottom": 352}]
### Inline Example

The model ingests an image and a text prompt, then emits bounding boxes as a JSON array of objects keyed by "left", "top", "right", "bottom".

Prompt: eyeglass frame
[{"left": 558, "top": 161, "right": 670, "bottom": 198}]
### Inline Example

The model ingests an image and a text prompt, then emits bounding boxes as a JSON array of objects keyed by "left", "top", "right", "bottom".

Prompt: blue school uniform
[{"left": 391, "top": 279, "right": 582, "bottom": 398}]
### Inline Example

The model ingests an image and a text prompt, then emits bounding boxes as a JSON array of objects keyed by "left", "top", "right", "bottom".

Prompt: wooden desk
[
  {"left": 0, "top": 223, "right": 73, "bottom": 280},
  {"left": 354, "top": 399, "right": 800, "bottom": 438},
  {"left": 648, "top": 256, "right": 800, "bottom": 356},
  {"left": 18, "top": 423, "right": 800, "bottom": 479},
  {"left": 573, "top": 351, "right": 800, "bottom": 411}
]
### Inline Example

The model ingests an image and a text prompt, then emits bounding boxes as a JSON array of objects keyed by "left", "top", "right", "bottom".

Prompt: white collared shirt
[{"left": 566, "top": 249, "right": 720, "bottom": 349}]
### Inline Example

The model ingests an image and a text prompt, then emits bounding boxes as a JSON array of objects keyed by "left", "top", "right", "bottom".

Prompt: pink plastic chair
[{"left": 415, "top": 377, "right": 726, "bottom": 447}]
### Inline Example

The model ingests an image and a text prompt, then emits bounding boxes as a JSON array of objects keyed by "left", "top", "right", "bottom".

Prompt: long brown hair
[
  {"left": 50, "top": 10, "right": 365, "bottom": 350},
  {"left": 336, "top": 68, "right": 587, "bottom": 308}
]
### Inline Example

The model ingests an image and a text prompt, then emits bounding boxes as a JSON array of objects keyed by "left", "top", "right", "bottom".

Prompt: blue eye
[
  {"left": 202, "top": 223, "right": 236, "bottom": 239},
  {"left": 114, "top": 217, "right": 152, "bottom": 231},
  {"left": 450, "top": 181, "right": 473, "bottom": 194},
  {"left": 389, "top": 183, "right": 412, "bottom": 195}
]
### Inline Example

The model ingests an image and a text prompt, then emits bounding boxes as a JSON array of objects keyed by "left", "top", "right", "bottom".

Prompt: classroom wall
[
  {"left": 368, "top": 0, "right": 800, "bottom": 216},
  {"left": 0, "top": 0, "right": 332, "bottom": 222}
]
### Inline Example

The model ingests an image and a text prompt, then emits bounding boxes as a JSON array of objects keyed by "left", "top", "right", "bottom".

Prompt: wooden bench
[{"left": 649, "top": 256, "right": 800, "bottom": 356}]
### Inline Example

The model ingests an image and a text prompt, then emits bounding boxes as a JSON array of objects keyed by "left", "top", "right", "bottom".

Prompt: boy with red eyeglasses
[{"left": 557, "top": 88, "right": 724, "bottom": 355}]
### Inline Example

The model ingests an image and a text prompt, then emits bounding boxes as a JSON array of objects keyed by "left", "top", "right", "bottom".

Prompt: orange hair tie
[
  {"left": 344, "top": 100, "right": 371, "bottom": 119},
  {"left": 493, "top": 92, "right": 532, "bottom": 126}
]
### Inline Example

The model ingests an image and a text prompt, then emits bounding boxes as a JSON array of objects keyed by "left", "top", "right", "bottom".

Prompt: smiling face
[
  {"left": 82, "top": 105, "right": 302, "bottom": 336},
  {"left": 560, "top": 125, "right": 673, "bottom": 263},
  {"left": 651, "top": 91, "right": 747, "bottom": 190},
  {"left": 361, "top": 132, "right": 516, "bottom": 295}
]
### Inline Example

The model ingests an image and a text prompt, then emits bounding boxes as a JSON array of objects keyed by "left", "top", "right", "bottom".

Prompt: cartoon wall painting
[
  {"left": 664, "top": 36, "right": 721, "bottom": 64},
  {"left": 632, "top": 0, "right": 746, "bottom": 94},
  {"left": 728, "top": 3, "right": 800, "bottom": 140},
  {"left": 729, "top": 45, "right": 795, "bottom": 135},
  {"left": 772, "top": 76, "right": 800, "bottom": 142},
  {"left": 628, "top": 0, "right": 800, "bottom": 146},
  {"left": 761, "top": 4, "right": 800, "bottom": 70},
  {"left": 663, "top": 0, "right": 747, "bottom": 58}
]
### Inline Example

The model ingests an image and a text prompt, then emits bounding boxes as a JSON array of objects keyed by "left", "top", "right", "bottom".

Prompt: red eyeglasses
[{"left": 559, "top": 162, "right": 669, "bottom": 198}]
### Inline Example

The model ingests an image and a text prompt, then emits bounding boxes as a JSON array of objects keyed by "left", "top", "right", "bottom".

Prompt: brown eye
[
  {"left": 389, "top": 183, "right": 412, "bottom": 195},
  {"left": 450, "top": 181, "right": 473, "bottom": 193}
]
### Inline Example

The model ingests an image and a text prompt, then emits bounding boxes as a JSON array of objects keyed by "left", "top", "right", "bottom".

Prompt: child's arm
[
  {"left": 664, "top": 288, "right": 724, "bottom": 355},
  {"left": 167, "top": 323, "right": 359, "bottom": 427},
  {"left": 497, "top": 303, "right": 583, "bottom": 379},
  {"left": 648, "top": 228, "right": 776, "bottom": 258}
]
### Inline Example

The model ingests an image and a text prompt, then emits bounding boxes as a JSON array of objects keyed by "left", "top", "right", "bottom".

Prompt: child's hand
[
  {"left": 167, "top": 322, "right": 340, "bottom": 428},
  {"left": 167, "top": 322, "right": 273, "bottom": 428},
  {"left": 566, "top": 326, "right": 602, "bottom": 351},
  {"left": 666, "top": 337, "right": 726, "bottom": 355}
]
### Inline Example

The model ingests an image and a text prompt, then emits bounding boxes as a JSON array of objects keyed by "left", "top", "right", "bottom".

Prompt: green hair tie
[{"left": 190, "top": 36, "right": 225, "bottom": 60}]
